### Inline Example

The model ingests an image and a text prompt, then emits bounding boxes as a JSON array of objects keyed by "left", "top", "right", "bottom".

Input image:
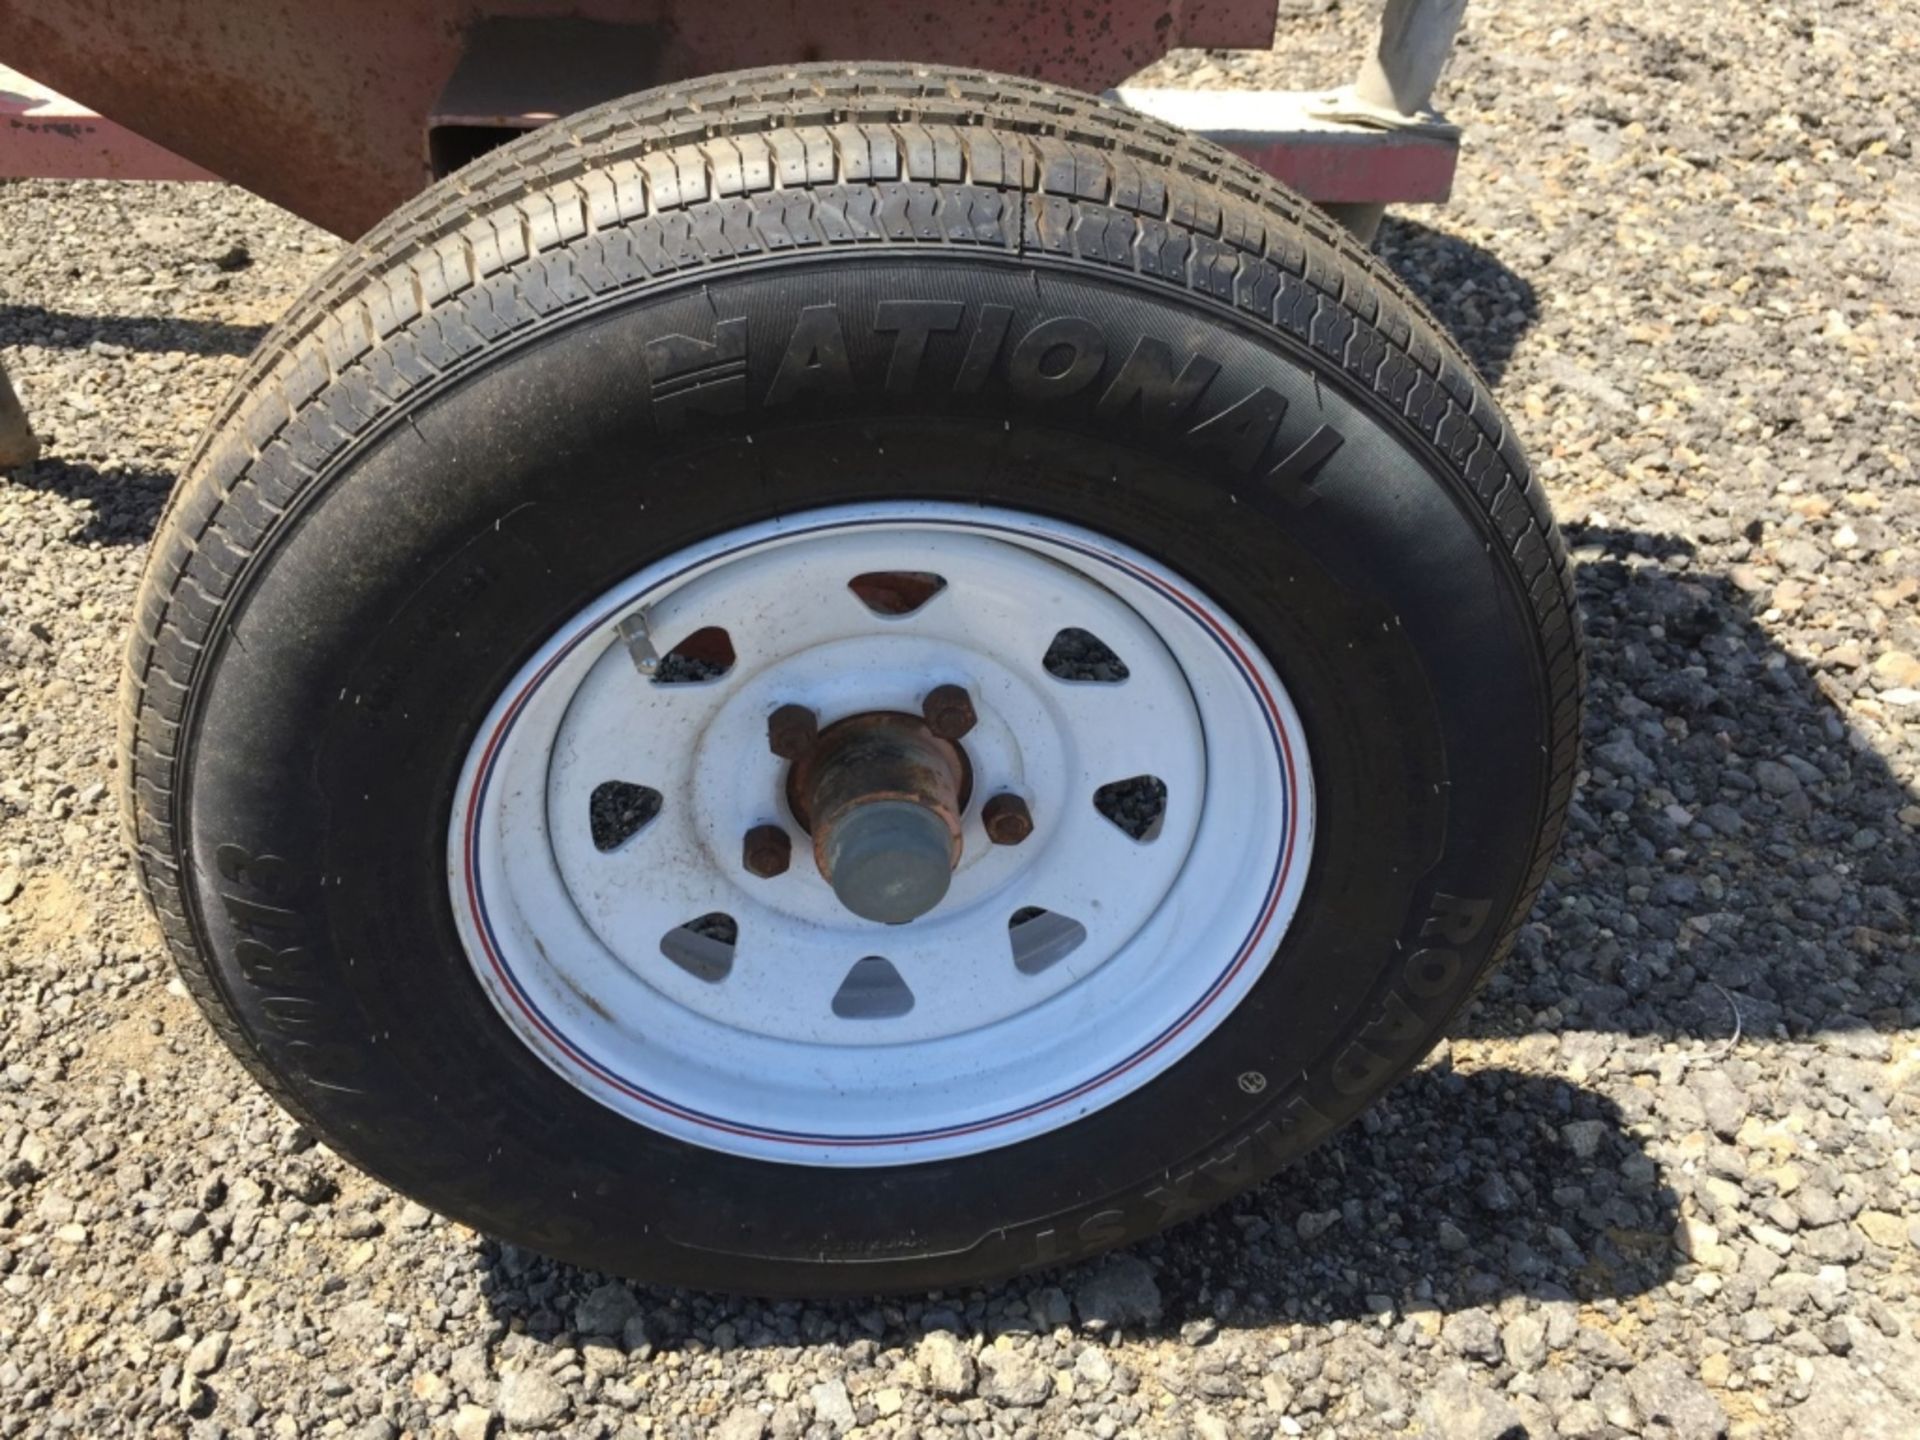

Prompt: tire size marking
[
  {"left": 211, "top": 843, "right": 367, "bottom": 1096},
  {"left": 641, "top": 303, "right": 1346, "bottom": 503},
  {"left": 1326, "top": 890, "right": 1491, "bottom": 1099}
]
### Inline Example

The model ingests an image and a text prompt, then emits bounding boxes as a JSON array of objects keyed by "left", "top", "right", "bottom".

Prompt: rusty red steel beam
[{"left": 0, "top": 0, "right": 1276, "bottom": 239}]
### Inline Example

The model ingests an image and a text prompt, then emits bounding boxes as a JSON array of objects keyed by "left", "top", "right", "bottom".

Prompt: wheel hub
[{"left": 783, "top": 711, "right": 970, "bottom": 924}]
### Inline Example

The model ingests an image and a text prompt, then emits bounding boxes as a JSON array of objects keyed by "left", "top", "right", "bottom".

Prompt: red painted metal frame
[
  {"left": 1110, "top": 87, "right": 1457, "bottom": 206},
  {"left": 0, "top": 0, "right": 1274, "bottom": 238},
  {"left": 1, "top": 65, "right": 213, "bottom": 181},
  {"left": 416, "top": 24, "right": 1457, "bottom": 212},
  {"left": 1, "top": 60, "right": 1459, "bottom": 220},
  {"left": 1228, "top": 132, "right": 1455, "bottom": 205}
]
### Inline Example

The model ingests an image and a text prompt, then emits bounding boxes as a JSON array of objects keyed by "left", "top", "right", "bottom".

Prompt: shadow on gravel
[
  {"left": 1463, "top": 523, "right": 1920, "bottom": 1046},
  {"left": 4, "top": 456, "right": 176, "bottom": 545},
  {"left": 474, "top": 1067, "right": 1679, "bottom": 1347},
  {"left": 0, "top": 302, "right": 267, "bottom": 357},
  {"left": 1376, "top": 217, "right": 1540, "bottom": 387}
]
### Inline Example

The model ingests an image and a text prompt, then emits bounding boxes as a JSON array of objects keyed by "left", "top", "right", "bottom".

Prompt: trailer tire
[{"left": 122, "top": 63, "right": 1582, "bottom": 1295}]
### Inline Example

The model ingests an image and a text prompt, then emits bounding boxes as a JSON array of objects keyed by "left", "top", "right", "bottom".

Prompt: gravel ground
[{"left": 2, "top": 2, "right": 1917, "bottom": 1437}]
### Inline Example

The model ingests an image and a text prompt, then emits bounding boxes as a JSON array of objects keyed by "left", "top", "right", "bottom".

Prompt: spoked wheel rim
[{"left": 448, "top": 503, "right": 1315, "bottom": 1166}]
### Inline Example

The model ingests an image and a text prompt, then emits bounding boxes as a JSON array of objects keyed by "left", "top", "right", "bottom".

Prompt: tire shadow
[
  {"left": 1464, "top": 522, "right": 1920, "bottom": 1047},
  {"left": 1374, "top": 216, "right": 1540, "bottom": 388},
  {"left": 474, "top": 1066, "right": 1677, "bottom": 1347}
]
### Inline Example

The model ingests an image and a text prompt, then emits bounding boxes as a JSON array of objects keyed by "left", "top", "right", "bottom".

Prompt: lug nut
[
  {"left": 921, "top": 684, "right": 977, "bottom": 740},
  {"left": 981, "top": 793, "right": 1033, "bottom": 846},
  {"left": 742, "top": 824, "right": 792, "bottom": 878},
  {"left": 767, "top": 703, "right": 819, "bottom": 760}
]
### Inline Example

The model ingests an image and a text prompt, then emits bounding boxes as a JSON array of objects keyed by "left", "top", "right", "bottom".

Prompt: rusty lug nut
[
  {"left": 742, "top": 824, "right": 792, "bottom": 878},
  {"left": 767, "top": 703, "right": 819, "bottom": 760},
  {"left": 921, "top": 683, "right": 977, "bottom": 740},
  {"left": 981, "top": 793, "right": 1034, "bottom": 846}
]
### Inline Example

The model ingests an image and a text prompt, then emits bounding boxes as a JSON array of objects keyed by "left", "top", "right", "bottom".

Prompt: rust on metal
[
  {"left": 847, "top": 571, "right": 946, "bottom": 616},
  {"left": 1210, "top": 127, "right": 1457, "bottom": 205},
  {"left": 920, "top": 684, "right": 978, "bottom": 742},
  {"left": 766, "top": 703, "right": 819, "bottom": 762},
  {"left": 784, "top": 712, "right": 970, "bottom": 881},
  {"left": 741, "top": 823, "right": 792, "bottom": 878},
  {"left": 1110, "top": 86, "right": 1460, "bottom": 206},
  {"left": 980, "top": 792, "right": 1034, "bottom": 846}
]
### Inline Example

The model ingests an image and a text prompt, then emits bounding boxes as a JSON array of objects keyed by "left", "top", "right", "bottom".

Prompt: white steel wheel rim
[{"left": 448, "top": 503, "right": 1314, "bottom": 1166}]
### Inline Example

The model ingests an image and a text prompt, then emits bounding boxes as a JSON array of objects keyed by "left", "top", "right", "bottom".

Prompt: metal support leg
[
  {"left": 0, "top": 355, "right": 39, "bottom": 470},
  {"left": 1321, "top": 0, "right": 1468, "bottom": 243}
]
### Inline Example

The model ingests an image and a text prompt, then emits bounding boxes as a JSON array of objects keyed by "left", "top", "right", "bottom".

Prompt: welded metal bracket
[
  {"left": 1324, "top": 0, "right": 1471, "bottom": 239},
  {"left": 1306, "top": 85, "right": 1461, "bottom": 142},
  {"left": 422, "top": 12, "right": 1464, "bottom": 212},
  {"left": 1108, "top": 87, "right": 1459, "bottom": 207},
  {"left": 616, "top": 610, "right": 663, "bottom": 678},
  {"left": 1117, "top": 0, "right": 1469, "bottom": 241}
]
